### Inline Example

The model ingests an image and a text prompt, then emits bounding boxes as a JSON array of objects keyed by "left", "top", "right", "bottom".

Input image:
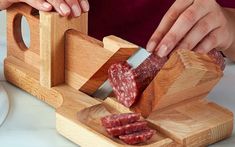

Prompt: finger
[
  {"left": 156, "top": 1, "right": 211, "bottom": 57},
  {"left": 194, "top": 28, "right": 224, "bottom": 53},
  {"left": 22, "top": 0, "right": 52, "bottom": 11},
  {"left": 177, "top": 12, "right": 220, "bottom": 50},
  {"left": 146, "top": 0, "right": 194, "bottom": 52},
  {"left": 47, "top": 0, "right": 71, "bottom": 16},
  {"left": 65, "top": 0, "right": 81, "bottom": 17},
  {"left": 80, "top": 0, "right": 90, "bottom": 12}
]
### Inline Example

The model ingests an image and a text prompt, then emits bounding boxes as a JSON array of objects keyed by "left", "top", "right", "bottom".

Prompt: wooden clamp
[
  {"left": 132, "top": 49, "right": 223, "bottom": 117},
  {"left": 4, "top": 3, "right": 233, "bottom": 147}
]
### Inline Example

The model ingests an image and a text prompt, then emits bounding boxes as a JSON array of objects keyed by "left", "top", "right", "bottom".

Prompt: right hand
[
  {"left": 146, "top": 0, "right": 234, "bottom": 58},
  {"left": 5, "top": 0, "right": 89, "bottom": 17}
]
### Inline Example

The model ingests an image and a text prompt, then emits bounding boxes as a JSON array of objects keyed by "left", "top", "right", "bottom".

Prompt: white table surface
[{"left": 0, "top": 10, "right": 235, "bottom": 147}]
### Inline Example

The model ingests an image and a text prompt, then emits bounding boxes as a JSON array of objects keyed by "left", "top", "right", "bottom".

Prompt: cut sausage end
[
  {"left": 106, "top": 121, "right": 148, "bottom": 137},
  {"left": 108, "top": 55, "right": 168, "bottom": 108},
  {"left": 119, "top": 129, "right": 156, "bottom": 145},
  {"left": 108, "top": 61, "right": 138, "bottom": 107},
  {"left": 208, "top": 49, "right": 225, "bottom": 71},
  {"left": 101, "top": 113, "right": 141, "bottom": 128}
]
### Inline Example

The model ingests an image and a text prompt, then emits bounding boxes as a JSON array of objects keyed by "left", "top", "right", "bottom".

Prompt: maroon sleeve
[
  {"left": 89, "top": 0, "right": 235, "bottom": 48},
  {"left": 217, "top": 0, "right": 235, "bottom": 8}
]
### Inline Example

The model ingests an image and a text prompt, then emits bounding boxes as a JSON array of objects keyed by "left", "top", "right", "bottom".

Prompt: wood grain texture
[
  {"left": 80, "top": 35, "right": 139, "bottom": 95},
  {"left": 40, "top": 12, "right": 88, "bottom": 88},
  {"left": 65, "top": 31, "right": 139, "bottom": 95},
  {"left": 56, "top": 95, "right": 178, "bottom": 147},
  {"left": 132, "top": 50, "right": 223, "bottom": 117},
  {"left": 148, "top": 99, "right": 234, "bottom": 147},
  {"left": 7, "top": 3, "right": 40, "bottom": 70},
  {"left": 4, "top": 56, "right": 63, "bottom": 108},
  {"left": 56, "top": 93, "right": 233, "bottom": 147},
  {"left": 77, "top": 104, "right": 175, "bottom": 146},
  {"left": 96, "top": 98, "right": 233, "bottom": 146}
]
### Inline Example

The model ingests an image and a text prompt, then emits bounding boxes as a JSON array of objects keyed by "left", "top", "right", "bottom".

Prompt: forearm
[
  {"left": 222, "top": 8, "right": 235, "bottom": 61},
  {"left": 0, "top": 0, "right": 12, "bottom": 10}
]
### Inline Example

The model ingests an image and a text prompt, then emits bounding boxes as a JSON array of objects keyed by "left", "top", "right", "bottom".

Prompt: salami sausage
[
  {"left": 101, "top": 113, "right": 156, "bottom": 145},
  {"left": 208, "top": 49, "right": 225, "bottom": 70},
  {"left": 108, "top": 49, "right": 225, "bottom": 108},
  {"left": 119, "top": 129, "right": 156, "bottom": 145},
  {"left": 101, "top": 113, "right": 141, "bottom": 128},
  {"left": 108, "top": 54, "right": 168, "bottom": 107},
  {"left": 106, "top": 121, "right": 148, "bottom": 137}
]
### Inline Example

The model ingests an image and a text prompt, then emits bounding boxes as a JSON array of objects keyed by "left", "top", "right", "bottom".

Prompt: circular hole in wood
[
  {"left": 21, "top": 16, "right": 31, "bottom": 48},
  {"left": 13, "top": 14, "right": 31, "bottom": 50}
]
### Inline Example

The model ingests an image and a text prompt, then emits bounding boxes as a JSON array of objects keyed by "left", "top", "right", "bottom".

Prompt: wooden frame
[{"left": 4, "top": 3, "right": 233, "bottom": 147}]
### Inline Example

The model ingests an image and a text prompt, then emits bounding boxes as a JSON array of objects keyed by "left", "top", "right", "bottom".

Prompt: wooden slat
[{"left": 40, "top": 12, "right": 88, "bottom": 88}]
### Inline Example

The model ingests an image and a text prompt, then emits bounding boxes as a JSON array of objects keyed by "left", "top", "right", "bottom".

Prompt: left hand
[
  {"left": 146, "top": 0, "right": 234, "bottom": 57},
  {"left": 0, "top": 0, "right": 89, "bottom": 17}
]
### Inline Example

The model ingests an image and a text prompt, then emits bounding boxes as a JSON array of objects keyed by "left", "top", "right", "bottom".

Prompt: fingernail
[
  {"left": 72, "top": 5, "right": 81, "bottom": 17},
  {"left": 80, "top": 0, "right": 90, "bottom": 12},
  {"left": 60, "top": 3, "right": 70, "bottom": 15},
  {"left": 157, "top": 44, "right": 168, "bottom": 57},
  {"left": 146, "top": 41, "right": 157, "bottom": 52},
  {"left": 43, "top": 2, "right": 51, "bottom": 9}
]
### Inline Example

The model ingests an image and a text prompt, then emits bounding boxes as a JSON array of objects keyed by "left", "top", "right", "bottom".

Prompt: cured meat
[
  {"left": 101, "top": 113, "right": 156, "bottom": 145},
  {"left": 108, "top": 54, "right": 168, "bottom": 107},
  {"left": 106, "top": 121, "right": 148, "bottom": 137},
  {"left": 119, "top": 129, "right": 156, "bottom": 145},
  {"left": 108, "top": 49, "right": 225, "bottom": 108},
  {"left": 208, "top": 49, "right": 225, "bottom": 70},
  {"left": 101, "top": 113, "right": 141, "bottom": 128}
]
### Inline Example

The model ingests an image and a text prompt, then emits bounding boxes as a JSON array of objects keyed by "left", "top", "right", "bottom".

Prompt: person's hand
[
  {"left": 1, "top": 0, "right": 89, "bottom": 17},
  {"left": 146, "top": 0, "right": 235, "bottom": 57}
]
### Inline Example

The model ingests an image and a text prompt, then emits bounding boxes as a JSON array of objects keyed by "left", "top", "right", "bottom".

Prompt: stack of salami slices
[{"left": 101, "top": 113, "right": 156, "bottom": 145}]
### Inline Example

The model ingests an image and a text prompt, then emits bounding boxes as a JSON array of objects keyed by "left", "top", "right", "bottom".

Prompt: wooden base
[
  {"left": 56, "top": 96, "right": 180, "bottom": 147},
  {"left": 4, "top": 56, "right": 63, "bottom": 108},
  {"left": 4, "top": 53, "right": 234, "bottom": 147},
  {"left": 56, "top": 95, "right": 233, "bottom": 147}
]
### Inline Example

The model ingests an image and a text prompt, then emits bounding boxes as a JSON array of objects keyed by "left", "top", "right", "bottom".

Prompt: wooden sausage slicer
[{"left": 4, "top": 3, "right": 233, "bottom": 147}]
